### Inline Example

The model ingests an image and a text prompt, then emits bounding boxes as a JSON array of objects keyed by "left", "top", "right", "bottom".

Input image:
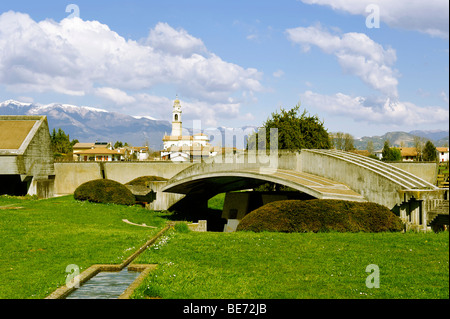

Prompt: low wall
[
  {"left": 54, "top": 162, "right": 102, "bottom": 196},
  {"left": 104, "top": 162, "right": 192, "bottom": 184},
  {"left": 54, "top": 162, "right": 193, "bottom": 196}
]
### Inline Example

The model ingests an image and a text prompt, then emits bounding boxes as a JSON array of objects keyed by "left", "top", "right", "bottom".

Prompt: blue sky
[{"left": 0, "top": 0, "right": 448, "bottom": 138}]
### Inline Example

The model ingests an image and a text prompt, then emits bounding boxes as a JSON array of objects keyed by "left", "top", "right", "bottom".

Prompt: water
[{"left": 65, "top": 267, "right": 140, "bottom": 299}]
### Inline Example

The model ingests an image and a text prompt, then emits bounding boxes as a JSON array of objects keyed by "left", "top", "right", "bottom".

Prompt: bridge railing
[{"left": 304, "top": 149, "right": 437, "bottom": 190}]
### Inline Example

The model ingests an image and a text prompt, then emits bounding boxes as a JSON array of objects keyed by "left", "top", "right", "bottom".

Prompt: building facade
[{"left": 161, "top": 97, "right": 217, "bottom": 162}]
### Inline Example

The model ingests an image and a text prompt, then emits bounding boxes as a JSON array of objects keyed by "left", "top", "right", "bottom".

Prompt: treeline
[
  {"left": 50, "top": 128, "right": 78, "bottom": 159},
  {"left": 381, "top": 139, "right": 439, "bottom": 162}
]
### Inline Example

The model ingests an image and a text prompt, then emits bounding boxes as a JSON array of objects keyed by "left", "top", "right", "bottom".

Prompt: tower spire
[{"left": 171, "top": 95, "right": 182, "bottom": 137}]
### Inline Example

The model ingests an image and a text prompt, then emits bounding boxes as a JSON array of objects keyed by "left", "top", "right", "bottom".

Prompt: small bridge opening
[{"left": 165, "top": 176, "right": 316, "bottom": 232}]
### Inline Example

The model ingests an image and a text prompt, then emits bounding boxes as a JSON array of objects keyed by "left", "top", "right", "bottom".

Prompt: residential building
[
  {"left": 75, "top": 147, "right": 125, "bottom": 162},
  {"left": 437, "top": 147, "right": 449, "bottom": 162},
  {"left": 128, "top": 146, "right": 150, "bottom": 161},
  {"left": 398, "top": 147, "right": 418, "bottom": 162}
]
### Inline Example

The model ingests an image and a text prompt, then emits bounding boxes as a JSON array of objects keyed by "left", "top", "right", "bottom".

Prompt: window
[{"left": 174, "top": 114, "right": 178, "bottom": 121}]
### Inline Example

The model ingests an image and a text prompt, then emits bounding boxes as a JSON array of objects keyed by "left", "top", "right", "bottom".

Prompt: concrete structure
[
  {"left": 53, "top": 161, "right": 192, "bottom": 210},
  {"left": 0, "top": 115, "right": 55, "bottom": 198},
  {"left": 163, "top": 149, "right": 447, "bottom": 231},
  {"left": 50, "top": 149, "right": 447, "bottom": 231}
]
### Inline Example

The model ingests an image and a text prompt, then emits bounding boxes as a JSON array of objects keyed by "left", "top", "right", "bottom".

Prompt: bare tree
[{"left": 413, "top": 136, "right": 425, "bottom": 161}]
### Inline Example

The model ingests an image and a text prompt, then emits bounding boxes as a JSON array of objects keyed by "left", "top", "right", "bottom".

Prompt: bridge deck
[{"left": 163, "top": 167, "right": 365, "bottom": 202}]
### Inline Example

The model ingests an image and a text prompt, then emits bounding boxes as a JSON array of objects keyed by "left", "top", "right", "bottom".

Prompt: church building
[{"left": 161, "top": 97, "right": 218, "bottom": 161}]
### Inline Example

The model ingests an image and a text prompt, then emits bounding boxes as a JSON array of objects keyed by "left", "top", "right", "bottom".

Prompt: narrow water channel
[{"left": 65, "top": 267, "right": 140, "bottom": 299}]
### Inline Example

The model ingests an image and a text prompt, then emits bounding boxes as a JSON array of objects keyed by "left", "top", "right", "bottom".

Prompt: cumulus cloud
[
  {"left": 286, "top": 24, "right": 399, "bottom": 97},
  {"left": 94, "top": 87, "right": 136, "bottom": 105},
  {"left": 273, "top": 69, "right": 285, "bottom": 78},
  {"left": 300, "top": 90, "right": 449, "bottom": 126},
  {"left": 300, "top": 0, "right": 449, "bottom": 39},
  {"left": 0, "top": 11, "right": 263, "bottom": 125},
  {"left": 145, "top": 22, "right": 207, "bottom": 57}
]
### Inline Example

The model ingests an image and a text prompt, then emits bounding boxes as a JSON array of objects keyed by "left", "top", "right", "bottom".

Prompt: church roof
[{"left": 163, "top": 135, "right": 194, "bottom": 141}]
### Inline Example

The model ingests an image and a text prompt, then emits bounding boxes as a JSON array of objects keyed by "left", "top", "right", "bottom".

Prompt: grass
[
  {"left": 1, "top": 194, "right": 448, "bottom": 299},
  {"left": 208, "top": 193, "right": 225, "bottom": 211},
  {"left": 0, "top": 195, "right": 168, "bottom": 299},
  {"left": 132, "top": 229, "right": 449, "bottom": 299}
]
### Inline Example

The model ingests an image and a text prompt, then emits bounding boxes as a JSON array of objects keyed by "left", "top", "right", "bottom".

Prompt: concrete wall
[
  {"left": 144, "top": 181, "right": 184, "bottom": 211},
  {"left": 54, "top": 162, "right": 193, "bottom": 196},
  {"left": 300, "top": 151, "right": 403, "bottom": 209},
  {"left": 390, "top": 162, "right": 437, "bottom": 185},
  {"left": 54, "top": 163, "right": 103, "bottom": 196},
  {"left": 104, "top": 162, "right": 192, "bottom": 184}
]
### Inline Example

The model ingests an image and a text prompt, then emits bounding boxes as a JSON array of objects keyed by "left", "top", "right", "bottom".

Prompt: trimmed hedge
[
  {"left": 125, "top": 175, "right": 168, "bottom": 186},
  {"left": 74, "top": 179, "right": 136, "bottom": 206},
  {"left": 236, "top": 199, "right": 403, "bottom": 233}
]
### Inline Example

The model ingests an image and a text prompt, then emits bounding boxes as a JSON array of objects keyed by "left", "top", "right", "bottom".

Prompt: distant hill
[
  {"left": 2, "top": 99, "right": 447, "bottom": 151},
  {"left": 0, "top": 100, "right": 171, "bottom": 150},
  {"left": 354, "top": 130, "right": 449, "bottom": 151}
]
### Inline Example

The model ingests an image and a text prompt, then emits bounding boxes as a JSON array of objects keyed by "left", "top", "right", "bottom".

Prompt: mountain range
[
  {"left": 1, "top": 99, "right": 448, "bottom": 151},
  {"left": 354, "top": 130, "right": 449, "bottom": 151},
  {"left": 0, "top": 100, "right": 171, "bottom": 150}
]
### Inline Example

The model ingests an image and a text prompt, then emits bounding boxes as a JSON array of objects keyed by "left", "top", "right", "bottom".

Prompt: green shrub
[
  {"left": 74, "top": 179, "right": 136, "bottom": 205},
  {"left": 237, "top": 199, "right": 403, "bottom": 233},
  {"left": 125, "top": 176, "right": 168, "bottom": 186}
]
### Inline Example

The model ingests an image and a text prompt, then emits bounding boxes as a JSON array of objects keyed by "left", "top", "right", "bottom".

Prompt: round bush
[
  {"left": 236, "top": 199, "right": 403, "bottom": 233},
  {"left": 125, "top": 175, "right": 168, "bottom": 186},
  {"left": 74, "top": 179, "right": 136, "bottom": 205}
]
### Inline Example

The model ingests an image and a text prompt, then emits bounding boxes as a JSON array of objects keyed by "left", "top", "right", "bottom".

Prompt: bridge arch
[
  {"left": 162, "top": 149, "right": 447, "bottom": 231},
  {"left": 162, "top": 167, "right": 365, "bottom": 202}
]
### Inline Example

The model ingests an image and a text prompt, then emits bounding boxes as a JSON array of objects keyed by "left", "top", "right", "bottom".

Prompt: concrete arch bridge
[{"left": 162, "top": 149, "right": 447, "bottom": 231}]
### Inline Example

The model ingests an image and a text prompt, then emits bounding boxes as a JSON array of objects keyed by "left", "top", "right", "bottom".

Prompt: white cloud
[
  {"left": 94, "top": 87, "right": 136, "bottom": 105},
  {"left": 300, "top": 0, "right": 449, "bottom": 39},
  {"left": 300, "top": 90, "right": 449, "bottom": 126},
  {"left": 0, "top": 11, "right": 263, "bottom": 114},
  {"left": 144, "top": 22, "right": 207, "bottom": 57},
  {"left": 440, "top": 91, "right": 449, "bottom": 104},
  {"left": 273, "top": 69, "right": 285, "bottom": 78},
  {"left": 286, "top": 25, "right": 399, "bottom": 97}
]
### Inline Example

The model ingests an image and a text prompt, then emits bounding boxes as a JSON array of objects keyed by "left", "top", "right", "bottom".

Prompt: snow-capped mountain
[{"left": 0, "top": 100, "right": 171, "bottom": 150}]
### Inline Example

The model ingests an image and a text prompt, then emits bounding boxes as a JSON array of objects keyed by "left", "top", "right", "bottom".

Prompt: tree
[
  {"left": 50, "top": 128, "right": 78, "bottom": 154},
  {"left": 390, "top": 147, "right": 402, "bottom": 161},
  {"left": 343, "top": 133, "right": 355, "bottom": 151},
  {"left": 367, "top": 140, "right": 374, "bottom": 155},
  {"left": 331, "top": 132, "right": 354, "bottom": 151},
  {"left": 381, "top": 140, "right": 401, "bottom": 161},
  {"left": 247, "top": 104, "right": 331, "bottom": 151},
  {"left": 423, "top": 140, "right": 437, "bottom": 162},
  {"left": 413, "top": 135, "right": 425, "bottom": 161},
  {"left": 381, "top": 140, "right": 391, "bottom": 161}
]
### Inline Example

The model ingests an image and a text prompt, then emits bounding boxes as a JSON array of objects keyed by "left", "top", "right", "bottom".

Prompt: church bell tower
[{"left": 171, "top": 95, "right": 182, "bottom": 137}]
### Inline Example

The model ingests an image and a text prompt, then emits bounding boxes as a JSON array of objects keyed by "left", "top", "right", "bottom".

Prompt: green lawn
[
  {"left": 0, "top": 194, "right": 448, "bottom": 299},
  {"left": 0, "top": 195, "right": 167, "bottom": 299},
  {"left": 132, "top": 229, "right": 449, "bottom": 299}
]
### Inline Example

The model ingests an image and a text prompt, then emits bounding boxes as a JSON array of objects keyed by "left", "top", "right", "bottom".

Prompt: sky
[{"left": 0, "top": 0, "right": 448, "bottom": 138}]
